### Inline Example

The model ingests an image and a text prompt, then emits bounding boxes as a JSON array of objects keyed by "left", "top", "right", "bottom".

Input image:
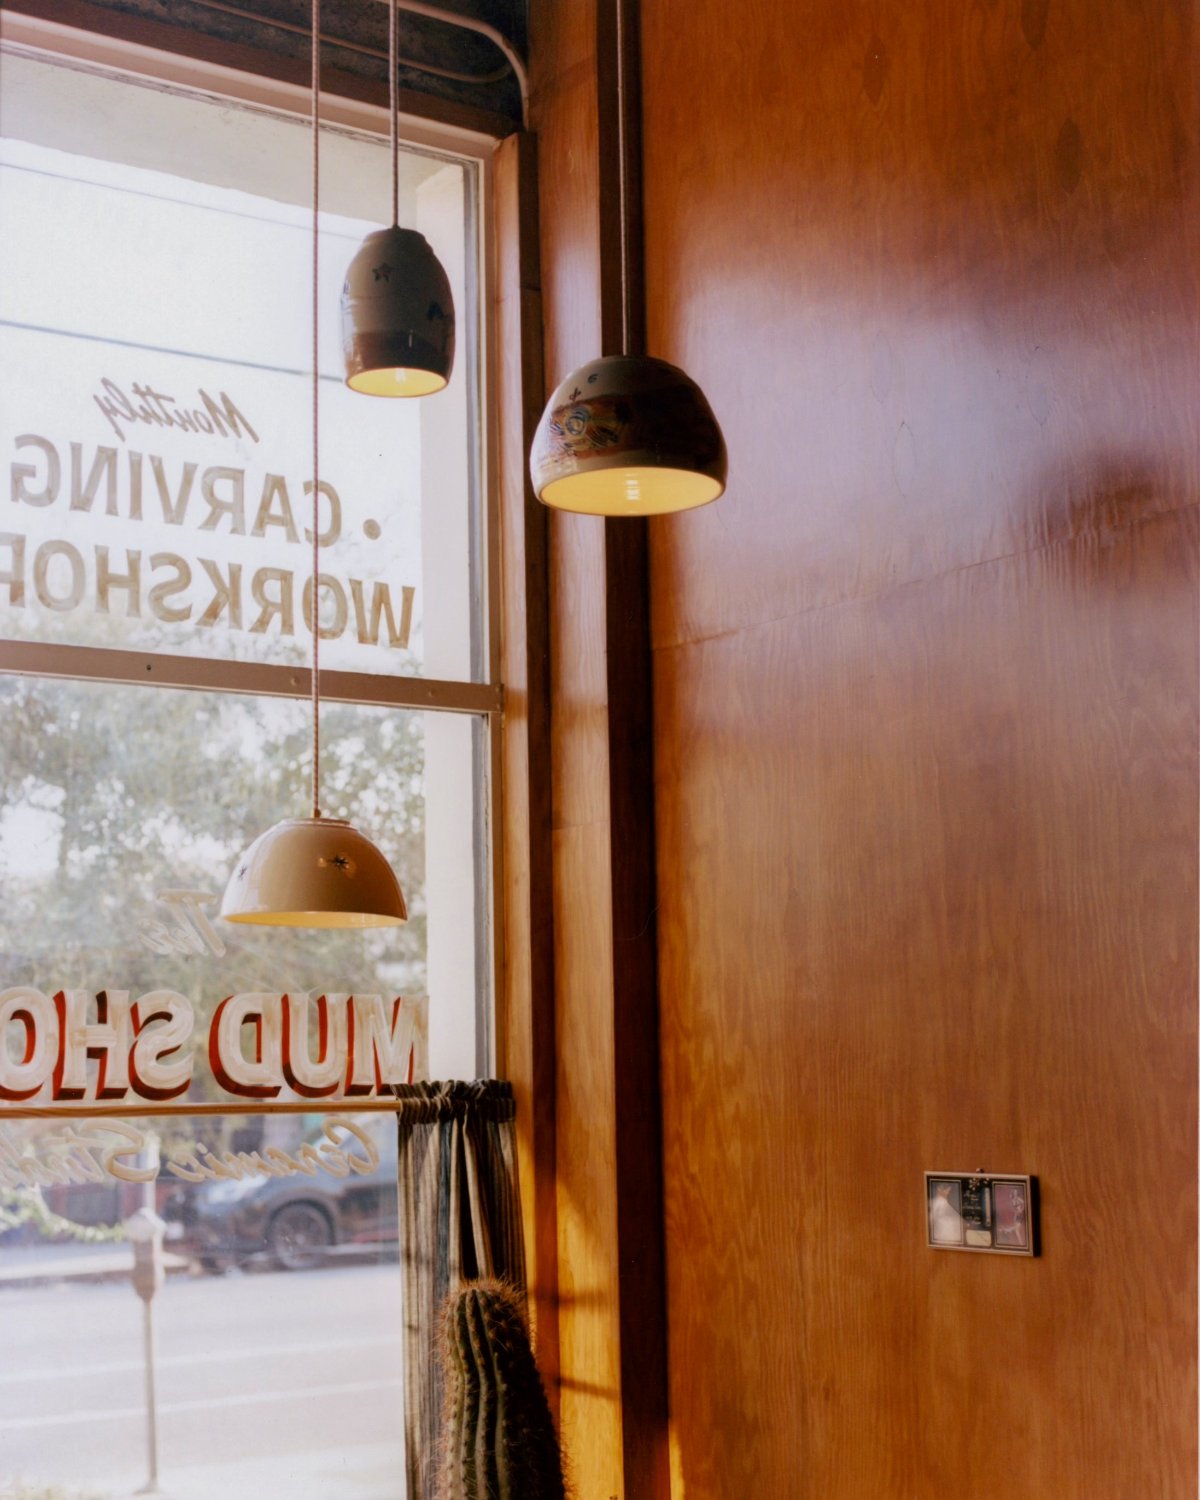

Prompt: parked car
[{"left": 175, "top": 1114, "right": 400, "bottom": 1273}]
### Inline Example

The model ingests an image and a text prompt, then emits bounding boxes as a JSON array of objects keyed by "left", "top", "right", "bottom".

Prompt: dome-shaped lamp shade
[
  {"left": 530, "top": 355, "right": 727, "bottom": 516},
  {"left": 221, "top": 817, "right": 407, "bottom": 929},
  {"left": 342, "top": 226, "right": 455, "bottom": 397}
]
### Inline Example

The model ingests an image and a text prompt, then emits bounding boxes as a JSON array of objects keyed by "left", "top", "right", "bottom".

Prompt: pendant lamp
[
  {"left": 531, "top": 355, "right": 725, "bottom": 515},
  {"left": 221, "top": 0, "right": 406, "bottom": 930},
  {"left": 529, "top": 5, "right": 726, "bottom": 515},
  {"left": 341, "top": 0, "right": 455, "bottom": 397}
]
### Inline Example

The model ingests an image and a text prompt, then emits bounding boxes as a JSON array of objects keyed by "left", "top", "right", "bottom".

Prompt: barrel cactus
[{"left": 439, "top": 1278, "right": 567, "bottom": 1500}]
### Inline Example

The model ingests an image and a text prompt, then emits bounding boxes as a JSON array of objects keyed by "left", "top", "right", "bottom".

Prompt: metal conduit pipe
[
  {"left": 390, "top": 0, "right": 528, "bottom": 125},
  {"left": 186, "top": 0, "right": 529, "bottom": 125}
]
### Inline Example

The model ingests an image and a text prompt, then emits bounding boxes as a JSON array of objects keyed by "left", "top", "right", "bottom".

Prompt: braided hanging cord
[
  {"left": 391, "top": 0, "right": 400, "bottom": 227},
  {"left": 310, "top": 0, "right": 322, "bottom": 819}
]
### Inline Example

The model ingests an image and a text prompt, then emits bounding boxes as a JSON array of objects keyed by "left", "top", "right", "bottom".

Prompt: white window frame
[{"left": 0, "top": 10, "right": 504, "bottom": 1077}]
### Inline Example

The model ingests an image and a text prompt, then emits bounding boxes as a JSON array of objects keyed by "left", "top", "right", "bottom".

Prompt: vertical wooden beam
[
  {"left": 494, "top": 129, "right": 559, "bottom": 1400},
  {"left": 597, "top": 2, "right": 671, "bottom": 1495},
  {"left": 604, "top": 512, "right": 671, "bottom": 1500}
]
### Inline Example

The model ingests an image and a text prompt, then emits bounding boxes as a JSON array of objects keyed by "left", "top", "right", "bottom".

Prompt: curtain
[{"left": 393, "top": 1080, "right": 526, "bottom": 1500}]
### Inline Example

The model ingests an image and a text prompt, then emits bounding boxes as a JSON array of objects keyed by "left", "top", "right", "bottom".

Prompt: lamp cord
[
  {"left": 311, "top": 0, "right": 322, "bottom": 821},
  {"left": 391, "top": 0, "right": 400, "bottom": 227}
]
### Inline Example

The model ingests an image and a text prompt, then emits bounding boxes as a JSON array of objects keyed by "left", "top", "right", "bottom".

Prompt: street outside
[{"left": 0, "top": 1257, "right": 406, "bottom": 1500}]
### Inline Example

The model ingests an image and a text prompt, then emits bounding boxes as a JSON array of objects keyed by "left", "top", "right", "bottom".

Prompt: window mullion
[{"left": 0, "top": 638, "right": 501, "bottom": 714}]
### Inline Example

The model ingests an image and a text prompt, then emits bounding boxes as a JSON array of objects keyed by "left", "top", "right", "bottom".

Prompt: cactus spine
[{"left": 439, "top": 1278, "right": 566, "bottom": 1500}]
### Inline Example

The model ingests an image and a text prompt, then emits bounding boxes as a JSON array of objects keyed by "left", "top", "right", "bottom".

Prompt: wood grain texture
[
  {"left": 494, "top": 131, "right": 559, "bottom": 1396},
  {"left": 641, "top": 1, "right": 1198, "bottom": 652},
  {"left": 528, "top": 0, "right": 595, "bottom": 100},
  {"left": 596, "top": 6, "right": 670, "bottom": 1494},
  {"left": 551, "top": 819, "right": 623, "bottom": 1497},
  {"left": 529, "top": 4, "right": 673, "bottom": 1494},
  {"left": 531, "top": 2, "right": 627, "bottom": 1491},
  {"left": 636, "top": 0, "right": 1200, "bottom": 1495},
  {"left": 654, "top": 510, "right": 1198, "bottom": 1497}
]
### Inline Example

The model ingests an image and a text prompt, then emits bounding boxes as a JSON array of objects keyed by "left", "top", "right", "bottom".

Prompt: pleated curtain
[{"left": 393, "top": 1080, "right": 526, "bottom": 1500}]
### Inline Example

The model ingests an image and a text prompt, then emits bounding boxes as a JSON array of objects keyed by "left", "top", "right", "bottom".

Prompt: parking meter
[
  {"left": 126, "top": 1206, "right": 166, "bottom": 1302},
  {"left": 125, "top": 1205, "right": 167, "bottom": 1492}
]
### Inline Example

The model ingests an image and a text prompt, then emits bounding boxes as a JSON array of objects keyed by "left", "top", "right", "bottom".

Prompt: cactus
[{"left": 439, "top": 1278, "right": 567, "bottom": 1500}]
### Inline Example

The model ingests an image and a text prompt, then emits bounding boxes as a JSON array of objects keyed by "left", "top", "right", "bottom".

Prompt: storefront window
[
  {"left": 0, "top": 38, "right": 492, "bottom": 1500},
  {"left": 0, "top": 46, "right": 483, "bottom": 682}
]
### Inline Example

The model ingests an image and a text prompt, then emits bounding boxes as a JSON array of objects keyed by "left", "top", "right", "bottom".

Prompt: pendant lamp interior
[
  {"left": 221, "top": 0, "right": 406, "bottom": 931},
  {"left": 341, "top": 0, "right": 455, "bottom": 397},
  {"left": 530, "top": 1, "right": 726, "bottom": 516}
]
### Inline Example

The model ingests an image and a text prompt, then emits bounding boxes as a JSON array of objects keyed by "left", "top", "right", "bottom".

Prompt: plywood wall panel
[
  {"left": 529, "top": 3, "right": 630, "bottom": 1493},
  {"left": 655, "top": 507, "right": 1198, "bottom": 1497},
  {"left": 551, "top": 818, "right": 623, "bottom": 1496},
  {"left": 528, "top": 0, "right": 1197, "bottom": 1492},
  {"left": 640, "top": 0, "right": 1198, "bottom": 653},
  {"left": 494, "top": 131, "right": 559, "bottom": 1392},
  {"left": 637, "top": 0, "right": 1200, "bottom": 1495},
  {"left": 534, "top": 73, "right": 602, "bottom": 401}
]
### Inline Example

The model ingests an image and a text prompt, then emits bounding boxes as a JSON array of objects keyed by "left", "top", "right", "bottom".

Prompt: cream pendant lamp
[
  {"left": 222, "top": 0, "right": 406, "bottom": 931},
  {"left": 529, "top": 6, "right": 726, "bottom": 515},
  {"left": 341, "top": 0, "right": 455, "bottom": 397}
]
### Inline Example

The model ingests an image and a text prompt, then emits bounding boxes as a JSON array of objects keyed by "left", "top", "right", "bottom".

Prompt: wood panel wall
[
  {"left": 526, "top": 6, "right": 672, "bottom": 1496},
  {"left": 494, "top": 128, "right": 560, "bottom": 1400},
  {"left": 640, "top": 2, "right": 1199, "bottom": 1496},
  {"left": 528, "top": 0, "right": 1198, "bottom": 1497},
  {"left": 528, "top": 5, "right": 625, "bottom": 1495}
]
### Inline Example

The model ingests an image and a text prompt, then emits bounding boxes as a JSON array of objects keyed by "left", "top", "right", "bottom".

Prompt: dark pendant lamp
[
  {"left": 222, "top": 0, "right": 407, "bottom": 930},
  {"left": 341, "top": 0, "right": 455, "bottom": 396},
  {"left": 529, "top": 2, "right": 726, "bottom": 515}
]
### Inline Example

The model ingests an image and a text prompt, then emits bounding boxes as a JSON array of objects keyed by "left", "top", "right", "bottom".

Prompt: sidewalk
[
  {"left": 87, "top": 1443, "right": 405, "bottom": 1500},
  {"left": 0, "top": 1241, "right": 191, "bottom": 1288}
]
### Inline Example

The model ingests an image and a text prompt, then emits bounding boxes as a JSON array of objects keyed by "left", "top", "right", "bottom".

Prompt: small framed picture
[
  {"left": 927, "top": 1177, "right": 965, "bottom": 1246},
  {"left": 925, "top": 1172, "right": 1038, "bottom": 1256},
  {"left": 991, "top": 1178, "right": 1031, "bottom": 1251}
]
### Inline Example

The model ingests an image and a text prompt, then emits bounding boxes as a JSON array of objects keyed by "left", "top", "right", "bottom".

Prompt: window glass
[
  {"left": 0, "top": 676, "right": 484, "bottom": 1496},
  {"left": 1, "top": 1111, "right": 408, "bottom": 1498},
  {"left": 0, "top": 44, "right": 491, "bottom": 1500},
  {"left": 0, "top": 50, "right": 481, "bottom": 682}
]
